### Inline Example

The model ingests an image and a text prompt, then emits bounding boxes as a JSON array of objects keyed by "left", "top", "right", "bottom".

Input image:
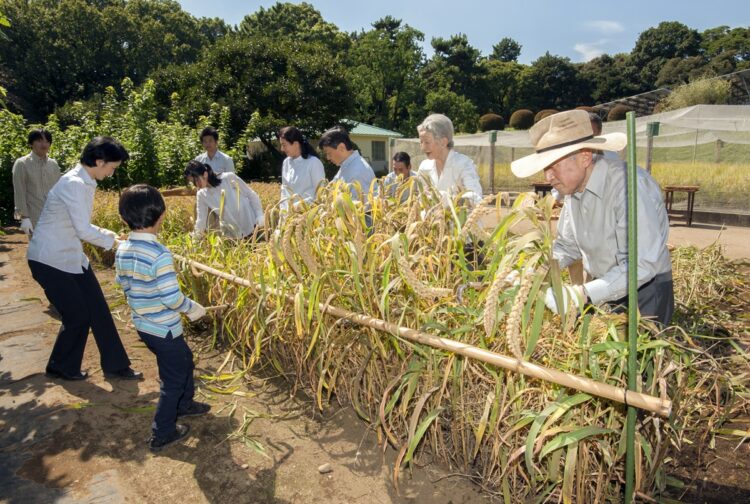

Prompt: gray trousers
[{"left": 608, "top": 271, "right": 675, "bottom": 327}]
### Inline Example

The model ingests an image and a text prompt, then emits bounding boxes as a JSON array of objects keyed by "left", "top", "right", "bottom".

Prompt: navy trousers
[
  {"left": 138, "top": 331, "right": 195, "bottom": 439},
  {"left": 28, "top": 260, "right": 131, "bottom": 375},
  {"left": 608, "top": 271, "right": 675, "bottom": 327}
]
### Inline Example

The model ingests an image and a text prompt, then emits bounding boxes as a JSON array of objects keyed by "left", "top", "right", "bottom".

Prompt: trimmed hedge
[
  {"left": 478, "top": 113, "right": 505, "bottom": 131},
  {"left": 534, "top": 109, "right": 558, "bottom": 123},
  {"left": 509, "top": 109, "right": 534, "bottom": 130},
  {"left": 607, "top": 104, "right": 632, "bottom": 121}
]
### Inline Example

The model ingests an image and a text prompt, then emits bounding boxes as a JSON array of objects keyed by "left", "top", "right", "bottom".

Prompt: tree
[
  {"left": 701, "top": 26, "right": 750, "bottom": 63},
  {"left": 517, "top": 53, "right": 589, "bottom": 111},
  {"left": 482, "top": 59, "right": 524, "bottom": 116},
  {"left": 655, "top": 56, "right": 708, "bottom": 87},
  {"left": 580, "top": 53, "right": 640, "bottom": 104},
  {"left": 629, "top": 21, "right": 702, "bottom": 90},
  {"left": 490, "top": 37, "right": 522, "bottom": 62},
  {"left": 346, "top": 17, "right": 425, "bottom": 133},
  {"left": 424, "top": 90, "right": 478, "bottom": 133},
  {"left": 238, "top": 2, "right": 350, "bottom": 54}
]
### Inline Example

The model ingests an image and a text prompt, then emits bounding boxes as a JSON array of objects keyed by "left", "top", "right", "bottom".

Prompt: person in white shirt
[
  {"left": 416, "top": 114, "right": 483, "bottom": 207},
  {"left": 193, "top": 127, "right": 235, "bottom": 175},
  {"left": 184, "top": 161, "right": 264, "bottom": 239},
  {"left": 27, "top": 136, "right": 142, "bottom": 381},
  {"left": 318, "top": 128, "right": 375, "bottom": 202},
  {"left": 12, "top": 129, "right": 62, "bottom": 233},
  {"left": 377, "top": 151, "right": 417, "bottom": 203},
  {"left": 278, "top": 126, "right": 326, "bottom": 213}
]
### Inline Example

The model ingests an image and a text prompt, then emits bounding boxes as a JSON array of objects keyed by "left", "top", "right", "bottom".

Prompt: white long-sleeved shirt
[
  {"left": 12, "top": 152, "right": 62, "bottom": 226},
  {"left": 27, "top": 164, "right": 117, "bottom": 274},
  {"left": 194, "top": 172, "right": 264, "bottom": 239},
  {"left": 280, "top": 155, "right": 326, "bottom": 211},
  {"left": 417, "top": 149, "right": 483, "bottom": 206},
  {"left": 553, "top": 156, "right": 672, "bottom": 304},
  {"left": 194, "top": 150, "right": 235, "bottom": 174}
]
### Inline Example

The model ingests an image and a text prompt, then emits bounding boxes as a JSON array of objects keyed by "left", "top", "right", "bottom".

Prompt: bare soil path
[{"left": 0, "top": 229, "right": 485, "bottom": 504}]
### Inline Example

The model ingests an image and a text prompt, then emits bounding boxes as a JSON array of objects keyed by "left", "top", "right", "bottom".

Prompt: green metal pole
[{"left": 624, "top": 112, "right": 639, "bottom": 502}]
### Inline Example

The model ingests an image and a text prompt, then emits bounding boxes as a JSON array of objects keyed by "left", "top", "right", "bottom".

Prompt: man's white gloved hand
[
  {"left": 544, "top": 285, "right": 586, "bottom": 315},
  {"left": 20, "top": 218, "right": 33, "bottom": 235},
  {"left": 186, "top": 302, "right": 207, "bottom": 321}
]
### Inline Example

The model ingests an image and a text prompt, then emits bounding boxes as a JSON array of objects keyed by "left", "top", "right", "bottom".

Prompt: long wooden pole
[{"left": 175, "top": 254, "right": 672, "bottom": 418}]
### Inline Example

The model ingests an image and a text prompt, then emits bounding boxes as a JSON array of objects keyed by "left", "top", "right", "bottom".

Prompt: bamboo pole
[
  {"left": 175, "top": 254, "right": 672, "bottom": 418},
  {"left": 625, "top": 111, "right": 639, "bottom": 502}
]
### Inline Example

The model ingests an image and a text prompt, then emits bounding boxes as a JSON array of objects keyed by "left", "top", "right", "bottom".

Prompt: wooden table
[
  {"left": 532, "top": 182, "right": 553, "bottom": 197},
  {"left": 663, "top": 185, "right": 699, "bottom": 226}
]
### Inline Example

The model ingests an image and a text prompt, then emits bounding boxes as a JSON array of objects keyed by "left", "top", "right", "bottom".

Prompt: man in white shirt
[
  {"left": 318, "top": 128, "right": 375, "bottom": 202},
  {"left": 194, "top": 127, "right": 235, "bottom": 175},
  {"left": 12, "top": 129, "right": 62, "bottom": 234},
  {"left": 511, "top": 110, "right": 673, "bottom": 326}
]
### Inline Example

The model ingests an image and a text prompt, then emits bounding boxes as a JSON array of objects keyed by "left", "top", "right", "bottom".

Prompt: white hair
[{"left": 417, "top": 114, "right": 454, "bottom": 149}]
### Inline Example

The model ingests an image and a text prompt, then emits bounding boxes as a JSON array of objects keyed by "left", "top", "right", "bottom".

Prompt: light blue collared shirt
[
  {"left": 332, "top": 151, "right": 375, "bottom": 201},
  {"left": 553, "top": 157, "right": 672, "bottom": 304},
  {"left": 28, "top": 164, "right": 117, "bottom": 274}
]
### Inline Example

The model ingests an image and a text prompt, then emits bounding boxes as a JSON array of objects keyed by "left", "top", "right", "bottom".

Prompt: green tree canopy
[
  {"left": 490, "top": 37, "right": 522, "bottom": 62},
  {"left": 630, "top": 21, "right": 702, "bottom": 90}
]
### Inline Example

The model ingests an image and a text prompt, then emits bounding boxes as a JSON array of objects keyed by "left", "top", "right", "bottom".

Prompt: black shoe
[
  {"left": 45, "top": 368, "right": 88, "bottom": 381},
  {"left": 177, "top": 401, "right": 211, "bottom": 418},
  {"left": 104, "top": 367, "right": 144, "bottom": 380},
  {"left": 149, "top": 424, "right": 190, "bottom": 452}
]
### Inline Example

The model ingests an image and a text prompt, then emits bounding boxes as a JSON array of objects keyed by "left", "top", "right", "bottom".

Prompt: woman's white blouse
[
  {"left": 280, "top": 155, "right": 326, "bottom": 211},
  {"left": 194, "top": 173, "right": 264, "bottom": 238},
  {"left": 417, "top": 149, "right": 483, "bottom": 206}
]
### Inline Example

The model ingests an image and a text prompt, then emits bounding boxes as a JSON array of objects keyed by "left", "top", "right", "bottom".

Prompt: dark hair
[
  {"left": 200, "top": 126, "right": 219, "bottom": 142},
  {"left": 588, "top": 112, "right": 603, "bottom": 136},
  {"left": 184, "top": 160, "right": 221, "bottom": 188},
  {"left": 28, "top": 129, "right": 52, "bottom": 145},
  {"left": 392, "top": 151, "right": 411, "bottom": 166},
  {"left": 279, "top": 126, "right": 318, "bottom": 159},
  {"left": 118, "top": 184, "right": 166, "bottom": 230},
  {"left": 318, "top": 128, "right": 354, "bottom": 151},
  {"left": 80, "top": 136, "right": 129, "bottom": 166}
]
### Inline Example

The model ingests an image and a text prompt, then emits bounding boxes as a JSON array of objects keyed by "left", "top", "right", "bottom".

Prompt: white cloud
[
  {"left": 584, "top": 20, "right": 625, "bottom": 34},
  {"left": 574, "top": 41, "right": 607, "bottom": 62}
]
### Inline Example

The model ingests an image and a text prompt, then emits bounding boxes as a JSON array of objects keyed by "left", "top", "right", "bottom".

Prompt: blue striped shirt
[{"left": 115, "top": 232, "right": 197, "bottom": 338}]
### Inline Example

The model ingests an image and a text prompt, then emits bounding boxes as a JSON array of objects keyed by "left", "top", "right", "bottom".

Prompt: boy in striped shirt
[{"left": 115, "top": 184, "right": 210, "bottom": 452}]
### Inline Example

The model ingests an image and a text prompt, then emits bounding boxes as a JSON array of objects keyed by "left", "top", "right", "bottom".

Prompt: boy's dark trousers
[
  {"left": 138, "top": 330, "right": 195, "bottom": 439},
  {"left": 28, "top": 260, "right": 131, "bottom": 375}
]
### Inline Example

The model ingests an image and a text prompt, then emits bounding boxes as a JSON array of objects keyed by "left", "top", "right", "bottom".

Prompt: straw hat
[{"left": 511, "top": 110, "right": 627, "bottom": 178}]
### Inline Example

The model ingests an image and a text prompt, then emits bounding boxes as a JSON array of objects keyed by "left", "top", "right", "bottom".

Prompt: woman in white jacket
[
  {"left": 184, "top": 161, "right": 264, "bottom": 239},
  {"left": 278, "top": 126, "right": 326, "bottom": 213}
]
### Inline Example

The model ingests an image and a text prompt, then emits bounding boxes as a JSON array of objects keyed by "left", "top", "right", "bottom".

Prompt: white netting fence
[{"left": 393, "top": 105, "right": 750, "bottom": 212}]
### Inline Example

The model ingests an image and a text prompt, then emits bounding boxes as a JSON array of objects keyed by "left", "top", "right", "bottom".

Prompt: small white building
[{"left": 345, "top": 120, "right": 403, "bottom": 175}]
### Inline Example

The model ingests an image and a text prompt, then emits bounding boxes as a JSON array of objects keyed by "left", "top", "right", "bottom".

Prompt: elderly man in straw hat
[{"left": 511, "top": 110, "right": 674, "bottom": 326}]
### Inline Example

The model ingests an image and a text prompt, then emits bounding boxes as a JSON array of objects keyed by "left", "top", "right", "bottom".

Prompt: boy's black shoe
[
  {"left": 149, "top": 424, "right": 190, "bottom": 452},
  {"left": 45, "top": 368, "right": 88, "bottom": 381},
  {"left": 177, "top": 401, "right": 211, "bottom": 418},
  {"left": 104, "top": 367, "right": 144, "bottom": 380}
]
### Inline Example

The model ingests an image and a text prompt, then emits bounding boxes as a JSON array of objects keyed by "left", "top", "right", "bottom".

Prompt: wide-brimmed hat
[{"left": 511, "top": 110, "right": 627, "bottom": 178}]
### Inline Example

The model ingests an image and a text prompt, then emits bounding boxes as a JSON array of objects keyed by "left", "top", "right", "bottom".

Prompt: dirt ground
[
  {"left": 0, "top": 229, "right": 486, "bottom": 504},
  {"left": 667, "top": 223, "right": 750, "bottom": 261},
  {"left": 1, "top": 223, "right": 749, "bottom": 503}
]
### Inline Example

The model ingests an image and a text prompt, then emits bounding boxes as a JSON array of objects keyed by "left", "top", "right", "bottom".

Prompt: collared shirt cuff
[{"left": 584, "top": 278, "right": 611, "bottom": 305}]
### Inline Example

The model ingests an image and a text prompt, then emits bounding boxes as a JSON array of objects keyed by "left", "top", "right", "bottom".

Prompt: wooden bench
[{"left": 663, "top": 185, "right": 699, "bottom": 226}]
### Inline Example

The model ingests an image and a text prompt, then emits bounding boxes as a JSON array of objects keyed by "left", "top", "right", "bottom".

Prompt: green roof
[{"left": 346, "top": 120, "right": 403, "bottom": 138}]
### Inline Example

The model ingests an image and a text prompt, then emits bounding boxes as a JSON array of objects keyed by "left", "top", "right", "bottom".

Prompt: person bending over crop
[
  {"left": 377, "top": 151, "right": 417, "bottom": 202},
  {"left": 511, "top": 110, "right": 673, "bottom": 326},
  {"left": 116, "top": 184, "right": 210, "bottom": 452},
  {"left": 416, "top": 114, "right": 483, "bottom": 207},
  {"left": 27, "top": 136, "right": 142, "bottom": 381},
  {"left": 318, "top": 127, "right": 375, "bottom": 203},
  {"left": 279, "top": 126, "right": 326, "bottom": 213},
  {"left": 184, "top": 161, "right": 264, "bottom": 239}
]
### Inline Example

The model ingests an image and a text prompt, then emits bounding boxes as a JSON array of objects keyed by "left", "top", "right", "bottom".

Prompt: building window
[{"left": 372, "top": 141, "right": 386, "bottom": 161}]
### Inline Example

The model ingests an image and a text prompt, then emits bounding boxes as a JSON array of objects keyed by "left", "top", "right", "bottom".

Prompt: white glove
[
  {"left": 504, "top": 270, "right": 520, "bottom": 286},
  {"left": 113, "top": 238, "right": 123, "bottom": 250},
  {"left": 186, "top": 302, "right": 207, "bottom": 321},
  {"left": 20, "top": 218, "right": 33, "bottom": 235},
  {"left": 544, "top": 285, "right": 586, "bottom": 315}
]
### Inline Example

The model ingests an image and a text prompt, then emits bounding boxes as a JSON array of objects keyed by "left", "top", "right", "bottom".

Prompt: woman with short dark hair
[
  {"left": 278, "top": 126, "right": 326, "bottom": 213},
  {"left": 184, "top": 160, "right": 264, "bottom": 239},
  {"left": 27, "top": 136, "right": 141, "bottom": 381}
]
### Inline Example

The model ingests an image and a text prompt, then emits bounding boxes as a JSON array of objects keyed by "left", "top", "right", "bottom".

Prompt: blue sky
[{"left": 178, "top": 0, "right": 749, "bottom": 63}]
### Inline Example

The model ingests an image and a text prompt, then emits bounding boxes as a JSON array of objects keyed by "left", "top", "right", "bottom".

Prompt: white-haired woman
[{"left": 417, "top": 113, "right": 482, "bottom": 206}]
